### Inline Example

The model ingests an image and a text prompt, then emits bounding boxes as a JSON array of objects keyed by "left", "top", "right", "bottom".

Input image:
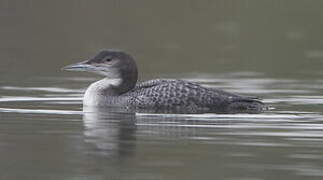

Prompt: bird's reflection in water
[
  {"left": 83, "top": 106, "right": 137, "bottom": 158},
  {"left": 81, "top": 107, "right": 202, "bottom": 180},
  {"left": 82, "top": 106, "right": 204, "bottom": 159}
]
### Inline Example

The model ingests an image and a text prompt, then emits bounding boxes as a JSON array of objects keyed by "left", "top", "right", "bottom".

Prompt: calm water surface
[{"left": 1, "top": 72, "right": 323, "bottom": 180}]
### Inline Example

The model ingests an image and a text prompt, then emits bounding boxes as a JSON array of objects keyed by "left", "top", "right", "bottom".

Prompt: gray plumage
[
  {"left": 63, "top": 49, "right": 266, "bottom": 114},
  {"left": 125, "top": 79, "right": 264, "bottom": 113}
]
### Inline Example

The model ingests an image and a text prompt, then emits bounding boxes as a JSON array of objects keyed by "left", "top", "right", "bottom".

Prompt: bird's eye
[{"left": 104, "top": 58, "right": 112, "bottom": 62}]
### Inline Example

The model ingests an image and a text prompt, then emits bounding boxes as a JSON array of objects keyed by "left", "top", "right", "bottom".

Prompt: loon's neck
[
  {"left": 83, "top": 78, "right": 120, "bottom": 106},
  {"left": 83, "top": 77, "right": 137, "bottom": 106}
]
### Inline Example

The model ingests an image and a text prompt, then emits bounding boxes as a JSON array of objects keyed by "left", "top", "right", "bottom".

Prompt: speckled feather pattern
[{"left": 123, "top": 79, "right": 264, "bottom": 113}]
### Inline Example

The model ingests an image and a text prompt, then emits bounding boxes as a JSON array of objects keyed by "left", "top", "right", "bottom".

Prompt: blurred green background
[
  {"left": 2, "top": 2, "right": 323, "bottom": 180},
  {"left": 1, "top": 0, "right": 323, "bottom": 79}
]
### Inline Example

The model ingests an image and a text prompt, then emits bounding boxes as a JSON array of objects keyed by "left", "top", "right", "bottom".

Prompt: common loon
[{"left": 63, "top": 49, "right": 266, "bottom": 113}]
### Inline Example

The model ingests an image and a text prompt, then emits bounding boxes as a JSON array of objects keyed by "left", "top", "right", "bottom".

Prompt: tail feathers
[{"left": 227, "top": 98, "right": 266, "bottom": 113}]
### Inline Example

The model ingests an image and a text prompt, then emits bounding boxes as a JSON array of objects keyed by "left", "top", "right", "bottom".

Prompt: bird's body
[
  {"left": 125, "top": 79, "right": 264, "bottom": 113},
  {"left": 63, "top": 49, "right": 266, "bottom": 114}
]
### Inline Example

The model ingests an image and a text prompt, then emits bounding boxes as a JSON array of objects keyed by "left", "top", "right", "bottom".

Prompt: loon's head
[
  {"left": 63, "top": 49, "right": 138, "bottom": 79},
  {"left": 63, "top": 49, "right": 139, "bottom": 93}
]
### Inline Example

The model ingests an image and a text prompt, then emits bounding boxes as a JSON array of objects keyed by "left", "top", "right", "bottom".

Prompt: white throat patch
[
  {"left": 106, "top": 78, "right": 122, "bottom": 86},
  {"left": 83, "top": 78, "right": 122, "bottom": 106}
]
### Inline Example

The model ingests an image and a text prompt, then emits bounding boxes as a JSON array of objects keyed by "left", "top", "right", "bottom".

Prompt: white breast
[{"left": 83, "top": 78, "right": 121, "bottom": 106}]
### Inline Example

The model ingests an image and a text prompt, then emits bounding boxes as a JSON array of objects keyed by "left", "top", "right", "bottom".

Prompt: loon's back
[{"left": 125, "top": 79, "right": 265, "bottom": 113}]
